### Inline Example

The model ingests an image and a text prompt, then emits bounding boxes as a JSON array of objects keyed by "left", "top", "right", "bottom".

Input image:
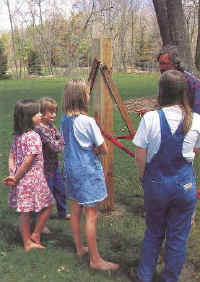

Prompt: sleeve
[
  {"left": 132, "top": 115, "right": 149, "bottom": 148},
  {"left": 89, "top": 119, "right": 104, "bottom": 146},
  {"left": 73, "top": 116, "right": 104, "bottom": 149},
  {"left": 194, "top": 116, "right": 200, "bottom": 147},
  {"left": 36, "top": 125, "right": 64, "bottom": 152},
  {"left": 193, "top": 82, "right": 200, "bottom": 114},
  {"left": 26, "top": 132, "right": 42, "bottom": 156}
]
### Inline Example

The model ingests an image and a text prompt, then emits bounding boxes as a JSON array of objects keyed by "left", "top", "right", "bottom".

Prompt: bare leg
[
  {"left": 31, "top": 205, "right": 52, "bottom": 245},
  {"left": 19, "top": 213, "right": 44, "bottom": 251},
  {"left": 71, "top": 200, "right": 88, "bottom": 257},
  {"left": 85, "top": 207, "right": 119, "bottom": 270}
]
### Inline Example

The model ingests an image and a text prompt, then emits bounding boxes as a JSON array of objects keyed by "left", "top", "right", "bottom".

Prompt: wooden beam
[
  {"left": 91, "top": 37, "right": 114, "bottom": 211},
  {"left": 88, "top": 57, "right": 100, "bottom": 94},
  {"left": 100, "top": 64, "right": 135, "bottom": 135}
]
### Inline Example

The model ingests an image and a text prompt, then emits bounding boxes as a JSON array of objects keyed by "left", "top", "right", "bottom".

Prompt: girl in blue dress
[
  {"left": 61, "top": 79, "right": 119, "bottom": 271},
  {"left": 133, "top": 70, "right": 200, "bottom": 282}
]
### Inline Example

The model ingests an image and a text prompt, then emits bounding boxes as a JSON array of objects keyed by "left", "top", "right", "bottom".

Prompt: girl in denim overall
[
  {"left": 133, "top": 70, "right": 200, "bottom": 282},
  {"left": 61, "top": 79, "right": 119, "bottom": 271}
]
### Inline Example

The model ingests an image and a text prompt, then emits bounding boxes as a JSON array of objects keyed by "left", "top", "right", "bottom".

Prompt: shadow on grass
[
  {"left": 42, "top": 229, "right": 75, "bottom": 252},
  {"left": 115, "top": 193, "right": 145, "bottom": 217},
  {"left": 0, "top": 219, "right": 75, "bottom": 253},
  {"left": 0, "top": 221, "right": 22, "bottom": 250}
]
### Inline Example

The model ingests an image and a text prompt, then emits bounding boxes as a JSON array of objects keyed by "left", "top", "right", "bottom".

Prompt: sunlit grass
[{"left": 0, "top": 73, "right": 199, "bottom": 282}]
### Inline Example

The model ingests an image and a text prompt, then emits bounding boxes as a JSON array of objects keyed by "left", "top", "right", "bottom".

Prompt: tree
[
  {"left": 27, "top": 49, "right": 41, "bottom": 75},
  {"left": 5, "top": 0, "right": 19, "bottom": 78},
  {"left": 152, "top": 0, "right": 194, "bottom": 72},
  {"left": 195, "top": 1, "right": 200, "bottom": 71},
  {"left": 0, "top": 40, "right": 8, "bottom": 79}
]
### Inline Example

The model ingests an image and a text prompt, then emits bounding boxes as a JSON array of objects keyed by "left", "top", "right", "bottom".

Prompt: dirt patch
[
  {"left": 99, "top": 203, "right": 126, "bottom": 217},
  {"left": 123, "top": 96, "right": 159, "bottom": 114}
]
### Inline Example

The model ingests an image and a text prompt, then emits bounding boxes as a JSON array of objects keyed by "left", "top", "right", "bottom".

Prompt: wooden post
[{"left": 91, "top": 37, "right": 114, "bottom": 211}]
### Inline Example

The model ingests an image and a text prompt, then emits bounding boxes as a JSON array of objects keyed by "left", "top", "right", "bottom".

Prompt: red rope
[
  {"left": 101, "top": 129, "right": 135, "bottom": 158},
  {"left": 198, "top": 188, "right": 200, "bottom": 200},
  {"left": 116, "top": 134, "right": 135, "bottom": 140}
]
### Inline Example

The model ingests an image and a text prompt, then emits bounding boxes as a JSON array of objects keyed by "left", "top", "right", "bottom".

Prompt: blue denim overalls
[
  {"left": 61, "top": 115, "right": 107, "bottom": 206},
  {"left": 137, "top": 109, "right": 197, "bottom": 282}
]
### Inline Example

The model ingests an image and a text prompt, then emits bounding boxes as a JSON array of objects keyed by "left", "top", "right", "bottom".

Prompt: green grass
[{"left": 0, "top": 73, "right": 200, "bottom": 282}]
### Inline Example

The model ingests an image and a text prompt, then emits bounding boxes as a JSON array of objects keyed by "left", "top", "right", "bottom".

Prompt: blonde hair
[
  {"left": 62, "top": 79, "right": 89, "bottom": 116},
  {"left": 39, "top": 97, "right": 58, "bottom": 114}
]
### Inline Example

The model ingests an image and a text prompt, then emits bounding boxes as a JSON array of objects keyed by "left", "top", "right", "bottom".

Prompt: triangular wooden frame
[{"left": 88, "top": 57, "right": 136, "bottom": 158}]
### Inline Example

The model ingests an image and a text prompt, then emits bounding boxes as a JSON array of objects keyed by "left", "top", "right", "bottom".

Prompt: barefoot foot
[
  {"left": 90, "top": 259, "right": 120, "bottom": 270},
  {"left": 31, "top": 232, "right": 40, "bottom": 244},
  {"left": 25, "top": 240, "right": 45, "bottom": 251},
  {"left": 77, "top": 246, "right": 88, "bottom": 257},
  {"left": 77, "top": 246, "right": 88, "bottom": 263}
]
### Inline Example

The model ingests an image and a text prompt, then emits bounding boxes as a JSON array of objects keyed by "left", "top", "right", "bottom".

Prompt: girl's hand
[
  {"left": 9, "top": 169, "right": 15, "bottom": 176},
  {"left": 194, "top": 148, "right": 200, "bottom": 157},
  {"left": 93, "top": 146, "right": 100, "bottom": 155},
  {"left": 2, "top": 176, "right": 17, "bottom": 187}
]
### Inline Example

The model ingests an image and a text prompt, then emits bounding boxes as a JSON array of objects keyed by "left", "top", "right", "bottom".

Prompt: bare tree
[{"left": 4, "top": 0, "right": 19, "bottom": 78}]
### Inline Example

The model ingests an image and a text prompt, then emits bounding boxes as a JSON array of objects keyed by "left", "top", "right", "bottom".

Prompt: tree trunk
[
  {"left": 167, "top": 0, "right": 193, "bottom": 71},
  {"left": 195, "top": 1, "right": 200, "bottom": 71},
  {"left": 153, "top": 0, "right": 195, "bottom": 72},
  {"left": 152, "top": 0, "right": 171, "bottom": 45},
  {"left": 6, "top": 0, "right": 19, "bottom": 79}
]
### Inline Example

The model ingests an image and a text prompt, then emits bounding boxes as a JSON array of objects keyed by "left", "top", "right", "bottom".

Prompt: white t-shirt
[
  {"left": 133, "top": 105, "right": 200, "bottom": 163},
  {"left": 73, "top": 114, "right": 104, "bottom": 150}
]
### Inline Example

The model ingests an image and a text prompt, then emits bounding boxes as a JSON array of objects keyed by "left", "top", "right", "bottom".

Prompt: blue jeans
[
  {"left": 47, "top": 168, "right": 67, "bottom": 217},
  {"left": 137, "top": 178, "right": 196, "bottom": 282}
]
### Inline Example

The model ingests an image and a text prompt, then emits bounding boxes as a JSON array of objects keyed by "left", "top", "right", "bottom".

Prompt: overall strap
[
  {"left": 145, "top": 109, "right": 189, "bottom": 178},
  {"left": 157, "top": 109, "right": 172, "bottom": 142},
  {"left": 158, "top": 109, "right": 184, "bottom": 139}
]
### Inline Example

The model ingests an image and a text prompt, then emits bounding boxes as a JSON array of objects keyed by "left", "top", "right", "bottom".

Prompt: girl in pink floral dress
[{"left": 3, "top": 99, "right": 54, "bottom": 251}]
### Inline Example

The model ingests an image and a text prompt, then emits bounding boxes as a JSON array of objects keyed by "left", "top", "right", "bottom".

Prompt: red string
[
  {"left": 116, "top": 133, "right": 135, "bottom": 140},
  {"left": 101, "top": 129, "right": 135, "bottom": 158},
  {"left": 197, "top": 189, "right": 200, "bottom": 200}
]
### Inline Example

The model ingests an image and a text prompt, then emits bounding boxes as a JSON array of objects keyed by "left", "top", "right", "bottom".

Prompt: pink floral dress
[{"left": 9, "top": 130, "right": 54, "bottom": 213}]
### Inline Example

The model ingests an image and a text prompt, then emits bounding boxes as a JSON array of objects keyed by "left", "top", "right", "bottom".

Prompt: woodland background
[{"left": 0, "top": 0, "right": 200, "bottom": 79}]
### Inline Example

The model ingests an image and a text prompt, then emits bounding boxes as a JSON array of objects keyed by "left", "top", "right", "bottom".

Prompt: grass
[{"left": 0, "top": 73, "right": 200, "bottom": 282}]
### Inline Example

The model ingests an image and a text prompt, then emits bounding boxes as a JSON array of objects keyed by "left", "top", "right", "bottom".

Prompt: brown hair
[
  {"left": 13, "top": 99, "right": 40, "bottom": 135},
  {"left": 158, "top": 70, "right": 192, "bottom": 134},
  {"left": 62, "top": 79, "right": 89, "bottom": 116},
  {"left": 39, "top": 97, "right": 58, "bottom": 115}
]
